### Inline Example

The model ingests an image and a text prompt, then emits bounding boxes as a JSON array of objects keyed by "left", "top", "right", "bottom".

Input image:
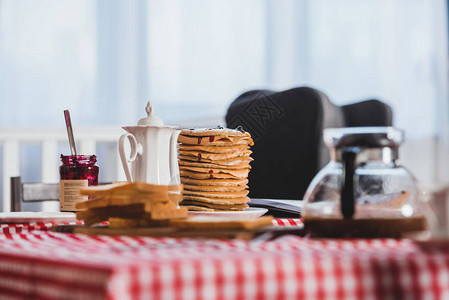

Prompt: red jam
[
  {"left": 198, "top": 153, "right": 202, "bottom": 161},
  {"left": 209, "top": 136, "right": 215, "bottom": 142},
  {"left": 197, "top": 137, "right": 203, "bottom": 144},
  {"left": 59, "top": 155, "right": 99, "bottom": 185}
]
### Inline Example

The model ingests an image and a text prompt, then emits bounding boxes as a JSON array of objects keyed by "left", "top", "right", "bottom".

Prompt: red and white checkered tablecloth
[
  {"left": 0, "top": 219, "right": 302, "bottom": 234},
  {"left": 0, "top": 221, "right": 84, "bottom": 234},
  {"left": 0, "top": 228, "right": 448, "bottom": 300},
  {"left": 272, "top": 218, "right": 303, "bottom": 227}
]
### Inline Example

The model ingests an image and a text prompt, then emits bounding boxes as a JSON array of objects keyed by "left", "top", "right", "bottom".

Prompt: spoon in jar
[{"left": 64, "top": 110, "right": 77, "bottom": 157}]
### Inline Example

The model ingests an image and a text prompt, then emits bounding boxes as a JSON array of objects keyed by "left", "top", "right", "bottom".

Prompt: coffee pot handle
[
  {"left": 169, "top": 130, "right": 181, "bottom": 185},
  {"left": 341, "top": 149, "right": 358, "bottom": 219},
  {"left": 119, "top": 133, "right": 139, "bottom": 182}
]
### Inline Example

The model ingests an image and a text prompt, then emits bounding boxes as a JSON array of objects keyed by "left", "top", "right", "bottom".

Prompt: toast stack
[{"left": 75, "top": 182, "right": 187, "bottom": 227}]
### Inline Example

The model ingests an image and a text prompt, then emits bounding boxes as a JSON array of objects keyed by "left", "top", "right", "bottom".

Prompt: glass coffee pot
[{"left": 303, "top": 127, "right": 426, "bottom": 237}]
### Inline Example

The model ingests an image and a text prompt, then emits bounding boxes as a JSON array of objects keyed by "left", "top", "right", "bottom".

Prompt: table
[
  {"left": 0, "top": 221, "right": 83, "bottom": 235},
  {"left": 0, "top": 219, "right": 448, "bottom": 300},
  {"left": 0, "top": 218, "right": 302, "bottom": 235}
]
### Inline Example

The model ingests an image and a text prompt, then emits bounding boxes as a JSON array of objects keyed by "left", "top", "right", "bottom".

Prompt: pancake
[
  {"left": 178, "top": 135, "right": 253, "bottom": 146},
  {"left": 182, "top": 195, "right": 250, "bottom": 204},
  {"left": 178, "top": 155, "right": 253, "bottom": 165},
  {"left": 178, "top": 144, "right": 249, "bottom": 153},
  {"left": 181, "top": 205, "right": 215, "bottom": 212},
  {"left": 180, "top": 202, "right": 248, "bottom": 211},
  {"left": 180, "top": 170, "right": 246, "bottom": 179},
  {"left": 179, "top": 159, "right": 251, "bottom": 170},
  {"left": 183, "top": 189, "right": 249, "bottom": 198},
  {"left": 183, "top": 184, "right": 248, "bottom": 192},
  {"left": 178, "top": 150, "right": 252, "bottom": 160},
  {"left": 179, "top": 166, "right": 249, "bottom": 178},
  {"left": 180, "top": 177, "right": 249, "bottom": 187},
  {"left": 180, "top": 128, "right": 251, "bottom": 138}
]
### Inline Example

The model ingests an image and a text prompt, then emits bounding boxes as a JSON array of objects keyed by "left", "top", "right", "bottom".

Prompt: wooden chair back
[{"left": 10, "top": 177, "right": 59, "bottom": 212}]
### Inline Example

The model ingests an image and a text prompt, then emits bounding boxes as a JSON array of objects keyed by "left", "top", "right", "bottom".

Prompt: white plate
[
  {"left": 0, "top": 212, "right": 77, "bottom": 223},
  {"left": 188, "top": 207, "right": 268, "bottom": 219}
]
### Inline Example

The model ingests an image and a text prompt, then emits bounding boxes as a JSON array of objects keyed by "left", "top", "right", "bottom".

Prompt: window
[{"left": 0, "top": 0, "right": 448, "bottom": 209}]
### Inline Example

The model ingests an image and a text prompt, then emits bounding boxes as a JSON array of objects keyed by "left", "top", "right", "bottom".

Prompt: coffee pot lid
[
  {"left": 324, "top": 127, "right": 403, "bottom": 148},
  {"left": 137, "top": 101, "right": 164, "bottom": 126}
]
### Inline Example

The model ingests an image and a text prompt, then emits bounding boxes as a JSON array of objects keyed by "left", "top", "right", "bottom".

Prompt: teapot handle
[
  {"left": 118, "top": 133, "right": 139, "bottom": 182},
  {"left": 169, "top": 130, "right": 181, "bottom": 185},
  {"left": 341, "top": 149, "right": 358, "bottom": 219}
]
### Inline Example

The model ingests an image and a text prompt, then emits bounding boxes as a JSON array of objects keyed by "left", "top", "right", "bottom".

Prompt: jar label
[{"left": 60, "top": 180, "right": 88, "bottom": 212}]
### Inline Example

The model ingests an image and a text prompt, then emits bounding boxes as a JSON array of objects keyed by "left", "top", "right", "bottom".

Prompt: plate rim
[
  {"left": 187, "top": 207, "right": 268, "bottom": 218},
  {"left": 0, "top": 211, "right": 77, "bottom": 223}
]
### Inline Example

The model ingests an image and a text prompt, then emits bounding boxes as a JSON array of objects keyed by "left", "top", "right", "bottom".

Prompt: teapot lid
[
  {"left": 324, "top": 127, "right": 403, "bottom": 148},
  {"left": 137, "top": 101, "right": 164, "bottom": 126}
]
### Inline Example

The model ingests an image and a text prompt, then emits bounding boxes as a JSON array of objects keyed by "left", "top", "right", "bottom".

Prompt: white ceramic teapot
[{"left": 118, "top": 101, "right": 180, "bottom": 185}]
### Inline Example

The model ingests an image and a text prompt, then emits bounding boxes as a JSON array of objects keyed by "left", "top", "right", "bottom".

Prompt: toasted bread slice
[{"left": 79, "top": 182, "right": 182, "bottom": 197}]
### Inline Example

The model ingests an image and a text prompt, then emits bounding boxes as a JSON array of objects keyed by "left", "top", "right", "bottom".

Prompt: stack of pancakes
[{"left": 178, "top": 127, "right": 253, "bottom": 211}]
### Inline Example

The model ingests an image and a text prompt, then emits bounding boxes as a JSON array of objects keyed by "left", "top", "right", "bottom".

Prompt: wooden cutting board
[{"left": 52, "top": 224, "right": 305, "bottom": 240}]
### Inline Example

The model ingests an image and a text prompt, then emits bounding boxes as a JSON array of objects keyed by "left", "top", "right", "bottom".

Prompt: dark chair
[
  {"left": 10, "top": 176, "right": 59, "bottom": 212},
  {"left": 225, "top": 87, "right": 393, "bottom": 200}
]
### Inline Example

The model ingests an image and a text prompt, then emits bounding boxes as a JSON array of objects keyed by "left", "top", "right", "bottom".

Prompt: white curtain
[{"left": 0, "top": 0, "right": 448, "bottom": 185}]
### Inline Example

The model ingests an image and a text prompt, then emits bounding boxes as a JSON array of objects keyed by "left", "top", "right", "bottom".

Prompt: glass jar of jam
[{"left": 59, "top": 155, "right": 99, "bottom": 212}]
